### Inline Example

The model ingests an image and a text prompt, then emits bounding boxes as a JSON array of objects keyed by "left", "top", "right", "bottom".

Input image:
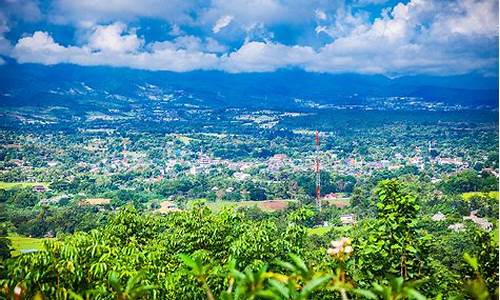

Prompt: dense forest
[{"left": 0, "top": 178, "right": 498, "bottom": 299}]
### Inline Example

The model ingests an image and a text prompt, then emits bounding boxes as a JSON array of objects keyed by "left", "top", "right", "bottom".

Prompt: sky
[{"left": 0, "top": 0, "right": 498, "bottom": 76}]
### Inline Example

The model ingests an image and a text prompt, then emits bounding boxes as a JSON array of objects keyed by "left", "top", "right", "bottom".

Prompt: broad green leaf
[
  {"left": 288, "top": 253, "right": 308, "bottom": 275},
  {"left": 405, "top": 288, "right": 427, "bottom": 300},
  {"left": 301, "top": 275, "right": 332, "bottom": 297},
  {"left": 269, "top": 279, "right": 290, "bottom": 298},
  {"left": 463, "top": 253, "right": 478, "bottom": 271},
  {"left": 353, "top": 289, "right": 378, "bottom": 299}
]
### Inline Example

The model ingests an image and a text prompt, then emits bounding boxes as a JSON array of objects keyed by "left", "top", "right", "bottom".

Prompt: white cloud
[
  {"left": 12, "top": 29, "right": 219, "bottom": 72},
  {"left": 87, "top": 22, "right": 143, "bottom": 53},
  {"left": 308, "top": 0, "right": 498, "bottom": 75},
  {"left": 13, "top": 31, "right": 89, "bottom": 65},
  {"left": 9, "top": 0, "right": 499, "bottom": 76},
  {"left": 213, "top": 15, "right": 233, "bottom": 33},
  {"left": 430, "top": 0, "right": 498, "bottom": 38},
  {"left": 221, "top": 41, "right": 315, "bottom": 72},
  {"left": 11, "top": 29, "right": 315, "bottom": 72},
  {"left": 315, "top": 25, "right": 327, "bottom": 35},
  {"left": 315, "top": 4, "right": 370, "bottom": 39}
]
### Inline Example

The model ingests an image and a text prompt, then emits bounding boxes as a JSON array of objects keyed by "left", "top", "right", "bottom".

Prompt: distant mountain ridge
[{"left": 0, "top": 62, "right": 497, "bottom": 110}]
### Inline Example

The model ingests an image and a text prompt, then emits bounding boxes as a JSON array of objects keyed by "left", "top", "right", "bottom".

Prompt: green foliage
[
  {"left": 355, "top": 277, "right": 426, "bottom": 300},
  {"left": 0, "top": 223, "right": 12, "bottom": 260},
  {"left": 0, "top": 178, "right": 498, "bottom": 299},
  {"left": 440, "top": 170, "right": 498, "bottom": 194},
  {"left": 353, "top": 179, "right": 429, "bottom": 284}
]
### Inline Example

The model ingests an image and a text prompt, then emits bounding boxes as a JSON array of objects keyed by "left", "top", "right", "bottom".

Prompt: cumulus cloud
[
  {"left": 87, "top": 22, "right": 143, "bottom": 53},
  {"left": 12, "top": 25, "right": 219, "bottom": 72},
  {"left": 315, "top": 5, "right": 369, "bottom": 39},
  {"left": 221, "top": 41, "right": 315, "bottom": 72},
  {"left": 307, "top": 0, "right": 499, "bottom": 75},
  {"left": 13, "top": 31, "right": 89, "bottom": 65},
  {"left": 12, "top": 28, "right": 312, "bottom": 72},
  {"left": 8, "top": 0, "right": 500, "bottom": 76}
]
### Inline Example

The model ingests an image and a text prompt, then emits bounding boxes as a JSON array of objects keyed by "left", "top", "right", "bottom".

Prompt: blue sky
[{"left": 0, "top": 0, "right": 498, "bottom": 76}]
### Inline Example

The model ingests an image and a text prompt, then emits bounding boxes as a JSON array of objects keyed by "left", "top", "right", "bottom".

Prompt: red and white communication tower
[{"left": 315, "top": 130, "right": 322, "bottom": 211}]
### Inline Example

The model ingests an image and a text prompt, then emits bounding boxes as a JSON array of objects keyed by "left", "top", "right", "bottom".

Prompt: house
[
  {"left": 463, "top": 210, "right": 493, "bottom": 231},
  {"left": 267, "top": 154, "right": 288, "bottom": 172},
  {"left": 156, "top": 200, "right": 181, "bottom": 214},
  {"left": 431, "top": 212, "right": 446, "bottom": 221},
  {"left": 33, "top": 185, "right": 46, "bottom": 193},
  {"left": 481, "top": 168, "right": 499, "bottom": 178},
  {"left": 340, "top": 214, "right": 356, "bottom": 225},
  {"left": 39, "top": 194, "right": 69, "bottom": 205},
  {"left": 233, "top": 172, "right": 250, "bottom": 181},
  {"left": 323, "top": 193, "right": 337, "bottom": 199},
  {"left": 10, "top": 159, "right": 23, "bottom": 166},
  {"left": 448, "top": 223, "right": 465, "bottom": 232}
]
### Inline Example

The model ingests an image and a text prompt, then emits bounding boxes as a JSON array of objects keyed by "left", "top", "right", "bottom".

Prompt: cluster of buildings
[{"left": 432, "top": 211, "right": 493, "bottom": 232}]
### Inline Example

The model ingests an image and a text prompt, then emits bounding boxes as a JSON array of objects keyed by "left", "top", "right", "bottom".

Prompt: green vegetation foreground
[{"left": 0, "top": 180, "right": 498, "bottom": 299}]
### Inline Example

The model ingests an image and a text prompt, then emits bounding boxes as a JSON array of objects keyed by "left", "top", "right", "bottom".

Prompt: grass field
[
  {"left": 0, "top": 181, "right": 49, "bottom": 190},
  {"left": 321, "top": 197, "right": 350, "bottom": 208},
  {"left": 307, "top": 226, "right": 332, "bottom": 236},
  {"left": 462, "top": 191, "right": 499, "bottom": 201},
  {"left": 7, "top": 235, "right": 50, "bottom": 256},
  {"left": 203, "top": 200, "right": 297, "bottom": 212},
  {"left": 81, "top": 198, "right": 112, "bottom": 205}
]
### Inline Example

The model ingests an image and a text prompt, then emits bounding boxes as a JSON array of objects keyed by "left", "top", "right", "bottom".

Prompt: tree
[
  {"left": 0, "top": 223, "right": 11, "bottom": 260},
  {"left": 9, "top": 188, "right": 39, "bottom": 208},
  {"left": 353, "top": 179, "right": 429, "bottom": 284}
]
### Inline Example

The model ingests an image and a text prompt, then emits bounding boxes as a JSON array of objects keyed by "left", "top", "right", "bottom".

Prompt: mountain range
[{"left": 0, "top": 62, "right": 498, "bottom": 111}]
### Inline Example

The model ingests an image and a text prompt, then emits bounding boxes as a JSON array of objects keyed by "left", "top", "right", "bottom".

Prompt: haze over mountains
[{"left": 0, "top": 62, "right": 498, "bottom": 112}]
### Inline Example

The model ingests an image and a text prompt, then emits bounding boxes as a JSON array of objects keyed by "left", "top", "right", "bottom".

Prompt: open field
[
  {"left": 0, "top": 181, "right": 49, "bottom": 190},
  {"left": 307, "top": 226, "right": 332, "bottom": 236},
  {"left": 205, "top": 200, "right": 297, "bottom": 212},
  {"left": 321, "top": 197, "right": 350, "bottom": 208},
  {"left": 7, "top": 235, "right": 51, "bottom": 256},
  {"left": 80, "top": 198, "right": 112, "bottom": 206}
]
